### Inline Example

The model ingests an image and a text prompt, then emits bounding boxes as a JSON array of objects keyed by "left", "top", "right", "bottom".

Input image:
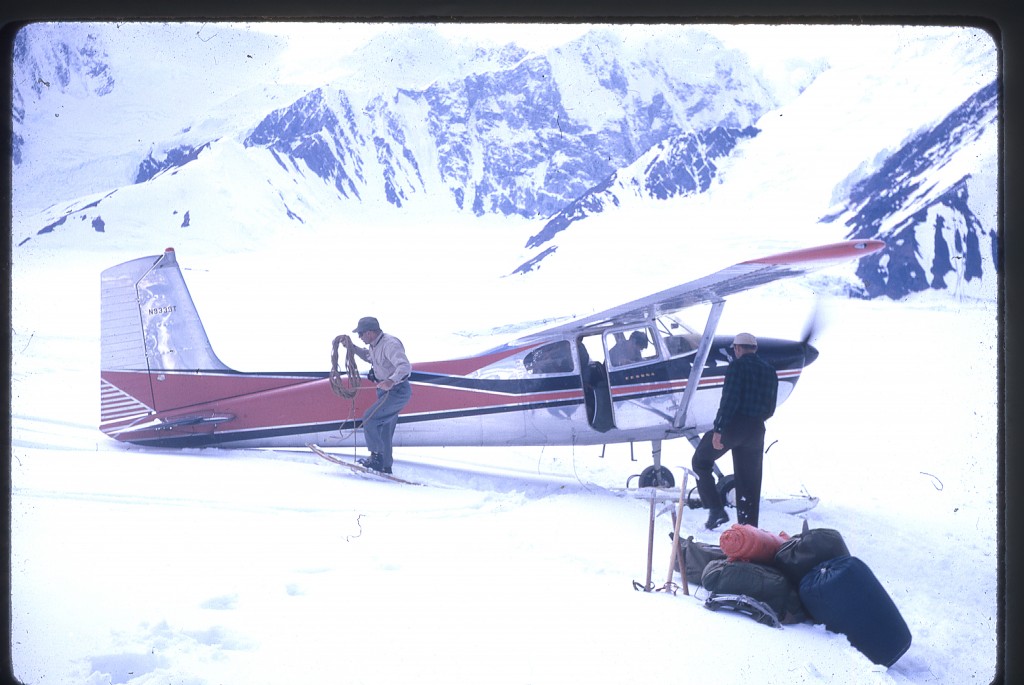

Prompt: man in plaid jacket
[{"left": 691, "top": 332, "right": 778, "bottom": 529}]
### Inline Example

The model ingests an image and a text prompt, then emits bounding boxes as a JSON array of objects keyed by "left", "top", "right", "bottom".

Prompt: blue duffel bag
[{"left": 799, "top": 555, "right": 912, "bottom": 667}]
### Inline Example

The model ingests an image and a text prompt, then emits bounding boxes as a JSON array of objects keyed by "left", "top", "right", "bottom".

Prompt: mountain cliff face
[
  {"left": 10, "top": 24, "right": 998, "bottom": 301},
  {"left": 11, "top": 25, "right": 115, "bottom": 166},
  {"left": 514, "top": 124, "right": 761, "bottom": 272},
  {"left": 238, "top": 29, "right": 776, "bottom": 220},
  {"left": 825, "top": 79, "right": 999, "bottom": 300}
]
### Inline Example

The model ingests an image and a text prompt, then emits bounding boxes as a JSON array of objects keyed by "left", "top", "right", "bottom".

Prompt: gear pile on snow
[{"left": 688, "top": 523, "right": 912, "bottom": 667}]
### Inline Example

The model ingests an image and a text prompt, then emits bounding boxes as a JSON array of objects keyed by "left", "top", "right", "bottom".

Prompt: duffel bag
[{"left": 799, "top": 555, "right": 912, "bottom": 667}]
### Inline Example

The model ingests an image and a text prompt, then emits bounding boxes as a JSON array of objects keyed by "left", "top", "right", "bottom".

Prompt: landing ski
[{"left": 307, "top": 444, "right": 421, "bottom": 485}]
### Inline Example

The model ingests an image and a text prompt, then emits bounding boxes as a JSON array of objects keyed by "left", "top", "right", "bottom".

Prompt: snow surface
[
  {"left": 9, "top": 22, "right": 1000, "bottom": 685},
  {"left": 8, "top": 228, "right": 1000, "bottom": 685}
]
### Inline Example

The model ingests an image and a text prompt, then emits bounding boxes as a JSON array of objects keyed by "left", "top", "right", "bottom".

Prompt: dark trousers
[
  {"left": 691, "top": 415, "right": 766, "bottom": 527},
  {"left": 362, "top": 381, "right": 412, "bottom": 469}
]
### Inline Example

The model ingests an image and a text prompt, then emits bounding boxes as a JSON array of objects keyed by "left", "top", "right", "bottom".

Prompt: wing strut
[{"left": 671, "top": 300, "right": 726, "bottom": 432}]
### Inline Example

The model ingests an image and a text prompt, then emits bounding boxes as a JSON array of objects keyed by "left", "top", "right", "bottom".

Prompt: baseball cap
[{"left": 732, "top": 332, "right": 758, "bottom": 347}]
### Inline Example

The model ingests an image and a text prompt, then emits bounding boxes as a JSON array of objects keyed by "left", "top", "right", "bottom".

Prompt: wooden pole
[
  {"left": 643, "top": 489, "right": 656, "bottom": 591},
  {"left": 666, "top": 470, "right": 690, "bottom": 595}
]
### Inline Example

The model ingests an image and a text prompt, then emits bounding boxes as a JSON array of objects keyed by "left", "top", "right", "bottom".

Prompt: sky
[{"left": 235, "top": 21, "right": 995, "bottom": 96}]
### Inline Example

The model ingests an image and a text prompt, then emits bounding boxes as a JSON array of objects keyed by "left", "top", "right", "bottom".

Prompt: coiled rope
[
  {"left": 330, "top": 335, "right": 361, "bottom": 399},
  {"left": 328, "top": 335, "right": 389, "bottom": 444}
]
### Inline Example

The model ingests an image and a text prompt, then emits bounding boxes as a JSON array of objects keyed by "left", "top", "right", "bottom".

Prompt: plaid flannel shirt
[{"left": 713, "top": 352, "right": 779, "bottom": 433}]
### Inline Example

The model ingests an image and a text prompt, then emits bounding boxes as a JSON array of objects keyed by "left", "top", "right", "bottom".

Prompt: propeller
[{"left": 799, "top": 299, "right": 825, "bottom": 366}]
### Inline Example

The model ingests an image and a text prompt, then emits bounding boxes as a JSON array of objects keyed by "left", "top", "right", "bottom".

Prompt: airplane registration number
[{"left": 148, "top": 305, "right": 177, "bottom": 315}]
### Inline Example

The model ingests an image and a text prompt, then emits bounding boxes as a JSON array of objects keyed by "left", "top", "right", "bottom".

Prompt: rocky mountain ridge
[{"left": 10, "top": 24, "right": 999, "bottom": 300}]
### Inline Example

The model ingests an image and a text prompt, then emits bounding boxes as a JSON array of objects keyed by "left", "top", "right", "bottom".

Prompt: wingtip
[{"left": 744, "top": 239, "right": 885, "bottom": 266}]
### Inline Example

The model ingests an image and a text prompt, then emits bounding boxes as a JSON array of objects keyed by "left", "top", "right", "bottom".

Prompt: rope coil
[{"left": 330, "top": 335, "right": 361, "bottom": 399}]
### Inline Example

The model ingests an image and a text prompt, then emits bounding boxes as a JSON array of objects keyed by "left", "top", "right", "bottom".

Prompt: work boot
[
  {"left": 357, "top": 453, "right": 382, "bottom": 469},
  {"left": 358, "top": 453, "right": 392, "bottom": 475},
  {"left": 705, "top": 507, "right": 729, "bottom": 530}
]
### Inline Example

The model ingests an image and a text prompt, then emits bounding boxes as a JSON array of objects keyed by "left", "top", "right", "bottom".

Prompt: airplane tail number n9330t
[{"left": 99, "top": 240, "right": 884, "bottom": 488}]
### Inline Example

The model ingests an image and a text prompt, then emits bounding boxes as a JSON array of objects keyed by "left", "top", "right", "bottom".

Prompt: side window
[
  {"left": 606, "top": 327, "right": 659, "bottom": 367},
  {"left": 524, "top": 340, "right": 574, "bottom": 374}
]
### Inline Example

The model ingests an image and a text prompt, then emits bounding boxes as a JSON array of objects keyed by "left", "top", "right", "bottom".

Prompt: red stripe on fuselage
[
  {"left": 100, "top": 367, "right": 583, "bottom": 441},
  {"left": 607, "top": 367, "right": 802, "bottom": 398}
]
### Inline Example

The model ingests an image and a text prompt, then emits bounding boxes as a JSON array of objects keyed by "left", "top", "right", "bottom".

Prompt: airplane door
[
  {"left": 603, "top": 326, "right": 672, "bottom": 431},
  {"left": 577, "top": 335, "right": 614, "bottom": 432}
]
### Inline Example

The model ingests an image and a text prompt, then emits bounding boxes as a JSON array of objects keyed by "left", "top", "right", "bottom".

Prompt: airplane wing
[{"left": 512, "top": 240, "right": 885, "bottom": 342}]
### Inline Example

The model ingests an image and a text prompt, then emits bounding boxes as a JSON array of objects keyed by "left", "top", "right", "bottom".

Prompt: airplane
[{"left": 99, "top": 239, "right": 884, "bottom": 498}]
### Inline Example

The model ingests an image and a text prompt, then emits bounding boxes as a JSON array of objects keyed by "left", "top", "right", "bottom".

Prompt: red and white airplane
[{"left": 99, "top": 240, "right": 884, "bottom": 490}]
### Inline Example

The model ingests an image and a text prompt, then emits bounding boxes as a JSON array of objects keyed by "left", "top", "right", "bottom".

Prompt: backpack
[
  {"left": 773, "top": 526, "right": 850, "bottom": 585},
  {"left": 701, "top": 559, "right": 807, "bottom": 625},
  {"left": 672, "top": 534, "right": 727, "bottom": 585}
]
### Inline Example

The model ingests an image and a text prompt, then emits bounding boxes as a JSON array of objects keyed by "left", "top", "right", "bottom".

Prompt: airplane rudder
[{"left": 99, "top": 249, "right": 230, "bottom": 434}]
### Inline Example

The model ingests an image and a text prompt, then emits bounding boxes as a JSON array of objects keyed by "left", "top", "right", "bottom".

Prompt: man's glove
[{"left": 367, "top": 368, "right": 378, "bottom": 382}]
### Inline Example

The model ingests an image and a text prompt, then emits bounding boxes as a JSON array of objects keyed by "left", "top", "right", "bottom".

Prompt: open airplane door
[{"left": 601, "top": 323, "right": 667, "bottom": 432}]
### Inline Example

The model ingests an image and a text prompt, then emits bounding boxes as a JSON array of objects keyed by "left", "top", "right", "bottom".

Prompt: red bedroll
[{"left": 719, "top": 524, "right": 790, "bottom": 563}]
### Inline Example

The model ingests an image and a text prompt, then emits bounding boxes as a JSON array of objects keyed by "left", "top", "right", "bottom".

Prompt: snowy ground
[{"left": 9, "top": 229, "right": 999, "bottom": 685}]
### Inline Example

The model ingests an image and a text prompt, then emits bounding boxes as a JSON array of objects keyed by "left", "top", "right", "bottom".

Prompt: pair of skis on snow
[{"left": 307, "top": 443, "right": 421, "bottom": 485}]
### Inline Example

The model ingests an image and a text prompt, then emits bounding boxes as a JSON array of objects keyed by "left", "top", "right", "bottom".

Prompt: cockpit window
[
  {"left": 524, "top": 340, "right": 574, "bottom": 374},
  {"left": 606, "top": 327, "right": 659, "bottom": 367}
]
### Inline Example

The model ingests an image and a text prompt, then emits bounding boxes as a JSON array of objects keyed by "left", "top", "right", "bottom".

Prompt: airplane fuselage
[
  {"left": 99, "top": 242, "right": 882, "bottom": 455},
  {"left": 101, "top": 329, "right": 814, "bottom": 450}
]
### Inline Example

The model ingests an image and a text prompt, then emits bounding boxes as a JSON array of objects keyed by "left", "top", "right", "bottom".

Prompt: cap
[
  {"left": 353, "top": 316, "right": 381, "bottom": 334},
  {"left": 732, "top": 332, "right": 758, "bottom": 347}
]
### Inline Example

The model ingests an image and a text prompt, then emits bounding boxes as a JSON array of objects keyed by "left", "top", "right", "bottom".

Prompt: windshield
[{"left": 657, "top": 312, "right": 704, "bottom": 358}]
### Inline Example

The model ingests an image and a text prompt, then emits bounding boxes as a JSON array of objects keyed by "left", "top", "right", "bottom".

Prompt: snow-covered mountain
[
  {"left": 827, "top": 79, "right": 999, "bottom": 300},
  {"left": 236, "top": 27, "right": 776, "bottom": 220},
  {"left": 514, "top": 124, "right": 762, "bottom": 273},
  {"left": 10, "top": 23, "right": 999, "bottom": 301},
  {"left": 11, "top": 22, "right": 300, "bottom": 212},
  {"left": 11, "top": 23, "right": 115, "bottom": 167},
  {"left": 518, "top": 75, "right": 999, "bottom": 295}
]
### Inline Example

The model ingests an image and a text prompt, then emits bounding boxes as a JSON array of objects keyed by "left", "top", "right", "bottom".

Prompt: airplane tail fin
[{"left": 100, "top": 248, "right": 231, "bottom": 436}]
